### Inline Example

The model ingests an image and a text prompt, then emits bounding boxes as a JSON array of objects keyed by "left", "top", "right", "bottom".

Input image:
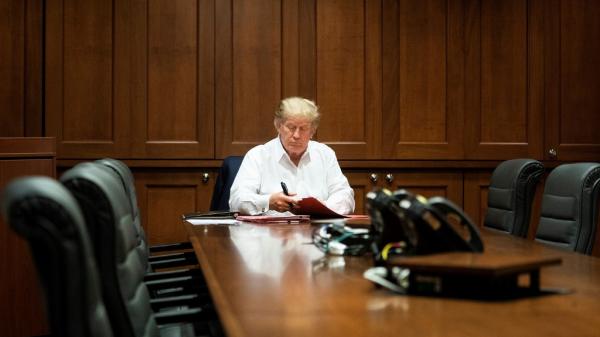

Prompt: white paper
[{"left": 186, "top": 218, "right": 238, "bottom": 225}]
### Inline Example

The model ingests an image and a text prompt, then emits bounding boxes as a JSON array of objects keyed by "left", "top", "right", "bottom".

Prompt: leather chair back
[
  {"left": 96, "top": 158, "right": 150, "bottom": 271},
  {"left": 1, "top": 177, "right": 113, "bottom": 337},
  {"left": 61, "top": 163, "right": 159, "bottom": 337},
  {"left": 210, "top": 156, "right": 244, "bottom": 211},
  {"left": 95, "top": 158, "right": 199, "bottom": 272},
  {"left": 535, "top": 162, "right": 600, "bottom": 254},
  {"left": 484, "top": 159, "right": 544, "bottom": 237}
]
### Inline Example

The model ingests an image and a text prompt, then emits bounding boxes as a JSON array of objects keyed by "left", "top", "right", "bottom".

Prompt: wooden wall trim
[
  {"left": 0, "top": 137, "right": 55, "bottom": 158},
  {"left": 57, "top": 159, "right": 225, "bottom": 168},
  {"left": 56, "top": 158, "right": 574, "bottom": 170}
]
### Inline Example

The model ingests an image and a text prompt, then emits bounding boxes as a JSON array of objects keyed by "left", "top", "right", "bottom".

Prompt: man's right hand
[{"left": 269, "top": 192, "right": 298, "bottom": 213}]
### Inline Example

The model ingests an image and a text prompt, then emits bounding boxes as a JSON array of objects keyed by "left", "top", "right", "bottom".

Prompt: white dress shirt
[{"left": 229, "top": 137, "right": 355, "bottom": 215}]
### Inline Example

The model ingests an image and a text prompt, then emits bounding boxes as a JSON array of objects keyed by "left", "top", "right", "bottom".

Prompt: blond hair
[{"left": 274, "top": 97, "right": 320, "bottom": 128}]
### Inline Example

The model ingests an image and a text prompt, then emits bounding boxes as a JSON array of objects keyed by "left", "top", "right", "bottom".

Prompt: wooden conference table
[{"left": 185, "top": 221, "right": 600, "bottom": 337}]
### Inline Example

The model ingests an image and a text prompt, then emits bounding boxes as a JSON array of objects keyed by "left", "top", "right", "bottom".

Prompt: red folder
[{"left": 292, "top": 197, "right": 369, "bottom": 220}]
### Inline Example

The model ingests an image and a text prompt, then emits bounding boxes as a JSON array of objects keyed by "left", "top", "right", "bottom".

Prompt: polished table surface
[{"left": 186, "top": 222, "right": 600, "bottom": 337}]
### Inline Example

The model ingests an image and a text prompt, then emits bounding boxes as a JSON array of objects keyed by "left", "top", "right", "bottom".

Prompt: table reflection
[{"left": 229, "top": 223, "right": 324, "bottom": 280}]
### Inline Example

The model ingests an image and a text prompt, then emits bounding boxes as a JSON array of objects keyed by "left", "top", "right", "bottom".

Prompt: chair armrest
[
  {"left": 154, "top": 307, "right": 217, "bottom": 325},
  {"left": 144, "top": 267, "right": 203, "bottom": 282},
  {"left": 145, "top": 275, "right": 208, "bottom": 297},
  {"left": 149, "top": 251, "right": 198, "bottom": 270},
  {"left": 150, "top": 294, "right": 213, "bottom": 312}
]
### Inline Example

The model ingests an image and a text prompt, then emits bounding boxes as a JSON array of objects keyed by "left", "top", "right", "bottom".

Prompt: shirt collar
[{"left": 275, "top": 136, "right": 312, "bottom": 165}]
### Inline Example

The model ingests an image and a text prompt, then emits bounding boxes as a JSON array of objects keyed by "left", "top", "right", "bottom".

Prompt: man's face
[{"left": 277, "top": 117, "right": 315, "bottom": 158}]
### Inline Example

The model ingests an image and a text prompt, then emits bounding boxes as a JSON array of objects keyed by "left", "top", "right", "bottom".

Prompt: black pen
[{"left": 280, "top": 181, "right": 294, "bottom": 209}]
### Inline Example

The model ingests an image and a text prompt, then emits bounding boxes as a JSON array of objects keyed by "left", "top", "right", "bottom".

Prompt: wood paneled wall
[
  {"left": 546, "top": 0, "right": 600, "bottom": 160},
  {"left": 0, "top": 0, "right": 43, "bottom": 137},
  {"left": 44, "top": 0, "right": 215, "bottom": 159},
  {"left": 464, "top": 0, "right": 543, "bottom": 159},
  {"left": 134, "top": 169, "right": 215, "bottom": 245},
  {"left": 0, "top": 0, "right": 24, "bottom": 135},
  {"left": 348, "top": 170, "right": 463, "bottom": 215},
  {"left": 31, "top": 0, "right": 600, "bottom": 161},
  {"left": 1, "top": 0, "right": 598, "bottom": 161},
  {"left": 382, "top": 0, "right": 464, "bottom": 159}
]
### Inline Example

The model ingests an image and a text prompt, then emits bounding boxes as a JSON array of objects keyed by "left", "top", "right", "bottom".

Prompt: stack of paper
[
  {"left": 236, "top": 214, "right": 310, "bottom": 224},
  {"left": 182, "top": 210, "right": 238, "bottom": 220}
]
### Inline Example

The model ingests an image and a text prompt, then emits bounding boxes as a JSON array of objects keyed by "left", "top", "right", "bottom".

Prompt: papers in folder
[
  {"left": 291, "top": 197, "right": 345, "bottom": 218},
  {"left": 292, "top": 197, "right": 369, "bottom": 220},
  {"left": 183, "top": 211, "right": 239, "bottom": 225}
]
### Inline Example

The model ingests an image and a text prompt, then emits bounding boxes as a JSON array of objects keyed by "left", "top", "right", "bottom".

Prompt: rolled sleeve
[{"left": 323, "top": 150, "right": 355, "bottom": 215}]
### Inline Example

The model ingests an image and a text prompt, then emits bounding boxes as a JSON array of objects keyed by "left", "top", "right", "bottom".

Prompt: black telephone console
[{"left": 366, "top": 189, "right": 483, "bottom": 264}]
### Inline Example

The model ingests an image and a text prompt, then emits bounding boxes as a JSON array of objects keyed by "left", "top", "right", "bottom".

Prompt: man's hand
[{"left": 269, "top": 192, "right": 298, "bottom": 213}]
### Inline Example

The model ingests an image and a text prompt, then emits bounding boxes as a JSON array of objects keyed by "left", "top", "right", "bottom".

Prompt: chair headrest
[
  {"left": 489, "top": 159, "right": 544, "bottom": 189},
  {"left": 95, "top": 158, "right": 139, "bottom": 218},
  {"left": 544, "top": 163, "right": 600, "bottom": 197}
]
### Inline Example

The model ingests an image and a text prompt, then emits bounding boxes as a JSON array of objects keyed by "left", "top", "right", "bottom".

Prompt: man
[{"left": 229, "top": 97, "right": 355, "bottom": 215}]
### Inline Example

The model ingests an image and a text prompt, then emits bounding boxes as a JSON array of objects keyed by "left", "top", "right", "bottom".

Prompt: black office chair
[
  {"left": 94, "top": 159, "right": 206, "bottom": 297},
  {"left": 484, "top": 159, "right": 544, "bottom": 237},
  {"left": 535, "top": 162, "right": 600, "bottom": 254},
  {"left": 1, "top": 177, "right": 114, "bottom": 337},
  {"left": 210, "top": 156, "right": 244, "bottom": 211},
  {"left": 95, "top": 158, "right": 198, "bottom": 272},
  {"left": 94, "top": 158, "right": 150, "bottom": 266},
  {"left": 60, "top": 163, "right": 214, "bottom": 336}
]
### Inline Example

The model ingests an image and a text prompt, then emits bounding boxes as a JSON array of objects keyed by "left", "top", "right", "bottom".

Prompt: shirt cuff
[{"left": 257, "top": 194, "right": 271, "bottom": 213}]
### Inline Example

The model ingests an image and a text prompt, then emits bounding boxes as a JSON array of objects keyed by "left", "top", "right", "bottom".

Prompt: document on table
[
  {"left": 186, "top": 218, "right": 239, "bottom": 225},
  {"left": 187, "top": 214, "right": 311, "bottom": 225},
  {"left": 182, "top": 210, "right": 238, "bottom": 220},
  {"left": 291, "top": 197, "right": 370, "bottom": 220},
  {"left": 236, "top": 214, "right": 310, "bottom": 224},
  {"left": 184, "top": 199, "right": 369, "bottom": 226}
]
